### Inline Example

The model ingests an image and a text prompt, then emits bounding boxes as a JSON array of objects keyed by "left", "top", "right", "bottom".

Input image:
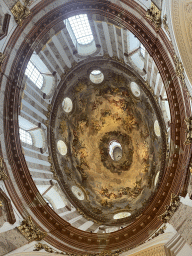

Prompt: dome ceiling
[
  {"left": 51, "top": 61, "right": 167, "bottom": 225},
  {"left": 1, "top": 0, "right": 191, "bottom": 254}
]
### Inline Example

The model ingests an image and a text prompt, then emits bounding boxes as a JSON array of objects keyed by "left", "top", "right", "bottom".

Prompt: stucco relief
[{"left": 171, "top": 0, "right": 192, "bottom": 86}]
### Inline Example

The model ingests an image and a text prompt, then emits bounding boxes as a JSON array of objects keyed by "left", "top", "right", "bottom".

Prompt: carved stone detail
[
  {"left": 17, "top": 216, "right": 47, "bottom": 242},
  {"left": 146, "top": 2, "right": 161, "bottom": 29},
  {"left": 0, "top": 157, "right": 8, "bottom": 180},
  {"left": 11, "top": 1, "right": 31, "bottom": 26},
  {"left": 159, "top": 194, "right": 180, "bottom": 223}
]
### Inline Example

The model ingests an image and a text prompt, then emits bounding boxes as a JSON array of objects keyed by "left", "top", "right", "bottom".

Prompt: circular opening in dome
[
  {"left": 90, "top": 70, "right": 104, "bottom": 84},
  {"left": 57, "top": 140, "right": 67, "bottom": 156},
  {"left": 62, "top": 97, "right": 73, "bottom": 113},
  {"left": 71, "top": 186, "right": 85, "bottom": 200},
  {"left": 154, "top": 120, "right": 161, "bottom": 137},
  {"left": 109, "top": 140, "right": 122, "bottom": 161},
  {"left": 91, "top": 70, "right": 101, "bottom": 75},
  {"left": 113, "top": 212, "right": 131, "bottom": 219},
  {"left": 130, "top": 82, "right": 141, "bottom": 97}
]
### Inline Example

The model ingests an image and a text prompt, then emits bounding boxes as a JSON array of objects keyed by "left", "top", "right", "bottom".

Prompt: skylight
[
  {"left": 68, "top": 14, "right": 93, "bottom": 45},
  {"left": 25, "top": 61, "right": 44, "bottom": 89},
  {"left": 19, "top": 128, "right": 32, "bottom": 145}
]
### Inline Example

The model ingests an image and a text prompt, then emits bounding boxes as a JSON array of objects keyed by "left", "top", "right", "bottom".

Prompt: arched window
[
  {"left": 19, "top": 128, "right": 32, "bottom": 145},
  {"left": 25, "top": 61, "right": 44, "bottom": 89}
]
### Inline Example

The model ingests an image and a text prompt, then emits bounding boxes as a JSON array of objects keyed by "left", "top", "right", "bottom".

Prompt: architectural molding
[{"left": 0, "top": 188, "right": 16, "bottom": 224}]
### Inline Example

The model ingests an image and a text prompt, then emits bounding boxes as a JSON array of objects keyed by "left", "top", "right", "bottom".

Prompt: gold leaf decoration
[
  {"left": 17, "top": 216, "right": 47, "bottom": 242},
  {"left": 184, "top": 117, "right": 192, "bottom": 145},
  {"left": 159, "top": 194, "right": 180, "bottom": 223},
  {"left": 11, "top": 1, "right": 31, "bottom": 26},
  {"left": 34, "top": 243, "right": 121, "bottom": 255},
  {"left": 146, "top": 2, "right": 161, "bottom": 30},
  {"left": 0, "top": 157, "right": 8, "bottom": 181},
  {"left": 163, "top": 15, "right": 169, "bottom": 33}
]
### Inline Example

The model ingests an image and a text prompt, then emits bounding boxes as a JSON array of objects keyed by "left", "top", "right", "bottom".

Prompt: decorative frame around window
[
  {"left": 25, "top": 61, "right": 44, "bottom": 89},
  {"left": 19, "top": 128, "right": 33, "bottom": 145}
]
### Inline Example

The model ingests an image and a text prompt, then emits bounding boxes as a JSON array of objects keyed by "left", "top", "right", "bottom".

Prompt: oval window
[
  {"left": 113, "top": 212, "right": 131, "bottom": 219},
  {"left": 57, "top": 140, "right": 67, "bottom": 156},
  {"left": 71, "top": 186, "right": 85, "bottom": 200},
  {"left": 154, "top": 120, "right": 161, "bottom": 137},
  {"left": 90, "top": 70, "right": 104, "bottom": 84},
  {"left": 130, "top": 82, "right": 140, "bottom": 97},
  {"left": 62, "top": 97, "right": 73, "bottom": 113}
]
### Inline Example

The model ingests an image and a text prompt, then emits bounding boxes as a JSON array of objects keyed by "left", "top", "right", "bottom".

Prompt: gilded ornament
[
  {"left": 150, "top": 225, "right": 166, "bottom": 239},
  {"left": 0, "top": 201, "right": 2, "bottom": 207},
  {"left": 146, "top": 2, "right": 161, "bottom": 29},
  {"left": 34, "top": 243, "right": 65, "bottom": 254},
  {"left": 34, "top": 243, "right": 120, "bottom": 255},
  {"left": 0, "top": 157, "right": 8, "bottom": 180},
  {"left": 159, "top": 194, "right": 180, "bottom": 223},
  {"left": 11, "top": 1, "right": 31, "bottom": 26},
  {"left": 174, "top": 55, "right": 187, "bottom": 90},
  {"left": 17, "top": 216, "right": 47, "bottom": 242},
  {"left": 184, "top": 116, "right": 192, "bottom": 145},
  {"left": 163, "top": 15, "right": 170, "bottom": 34}
]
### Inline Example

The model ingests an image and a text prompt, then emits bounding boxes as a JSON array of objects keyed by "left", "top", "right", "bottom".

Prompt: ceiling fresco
[{"left": 51, "top": 64, "right": 166, "bottom": 225}]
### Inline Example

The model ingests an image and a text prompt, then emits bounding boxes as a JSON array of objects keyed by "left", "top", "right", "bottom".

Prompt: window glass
[
  {"left": 25, "top": 61, "right": 44, "bottom": 89},
  {"left": 68, "top": 14, "right": 93, "bottom": 45},
  {"left": 140, "top": 44, "right": 145, "bottom": 57},
  {"left": 19, "top": 128, "right": 32, "bottom": 145}
]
